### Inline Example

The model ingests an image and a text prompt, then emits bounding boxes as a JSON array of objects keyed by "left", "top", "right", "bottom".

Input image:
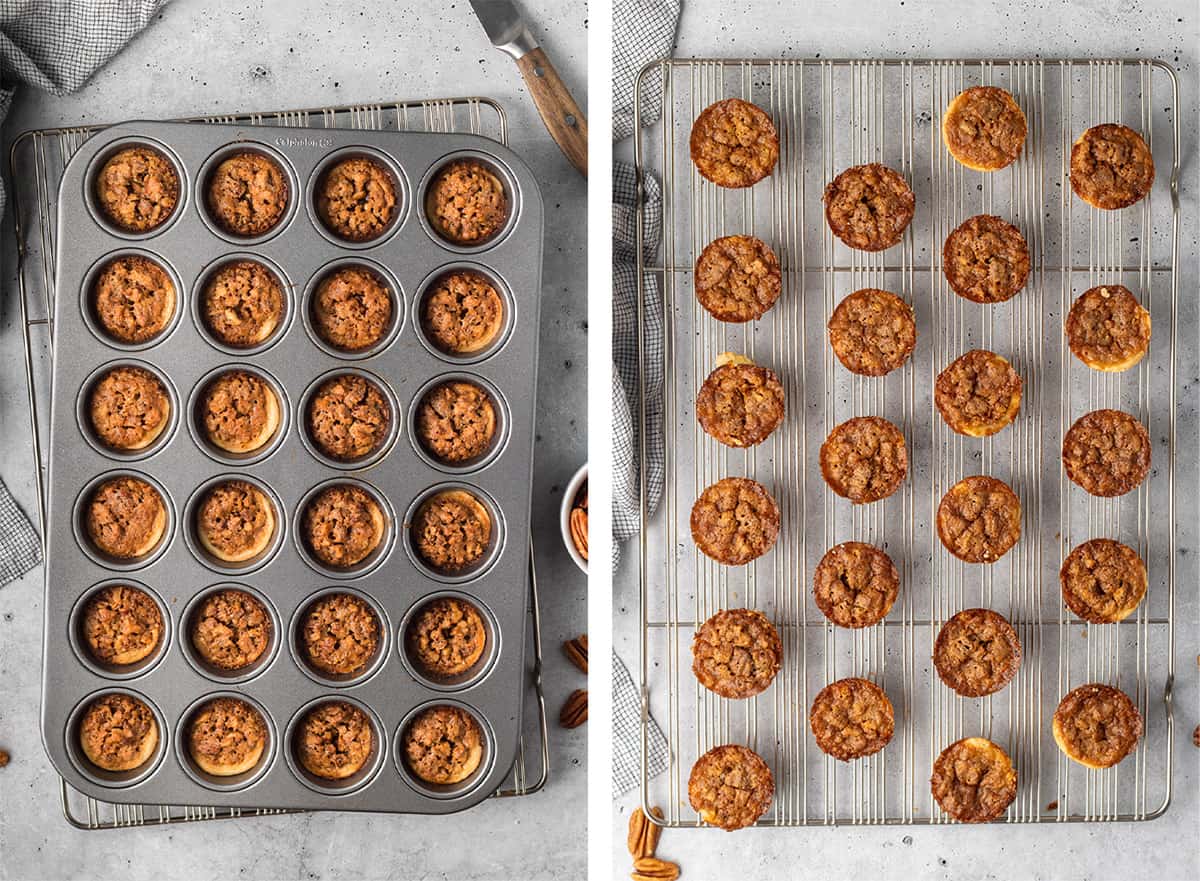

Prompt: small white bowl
[{"left": 560, "top": 462, "right": 588, "bottom": 575}]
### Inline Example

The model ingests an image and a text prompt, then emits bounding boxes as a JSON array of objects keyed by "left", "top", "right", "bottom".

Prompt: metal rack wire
[
  {"left": 12, "top": 96, "right": 549, "bottom": 829},
  {"left": 633, "top": 59, "right": 1178, "bottom": 826}
]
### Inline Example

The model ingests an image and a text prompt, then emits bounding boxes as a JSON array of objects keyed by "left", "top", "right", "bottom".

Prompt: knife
[{"left": 469, "top": 0, "right": 588, "bottom": 177}]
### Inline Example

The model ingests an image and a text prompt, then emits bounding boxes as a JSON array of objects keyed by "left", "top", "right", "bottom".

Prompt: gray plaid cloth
[
  {"left": 612, "top": 650, "right": 668, "bottom": 796},
  {"left": 612, "top": 0, "right": 680, "bottom": 141},
  {"left": 612, "top": 0, "right": 678, "bottom": 801},
  {"left": 611, "top": 160, "right": 663, "bottom": 564},
  {"left": 0, "top": 0, "right": 167, "bottom": 587}
]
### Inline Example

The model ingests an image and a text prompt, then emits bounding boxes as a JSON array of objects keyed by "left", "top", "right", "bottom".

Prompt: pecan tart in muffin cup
[
  {"left": 192, "top": 478, "right": 277, "bottom": 566},
  {"left": 293, "top": 699, "right": 376, "bottom": 783},
  {"left": 941, "top": 86, "right": 1027, "bottom": 171},
  {"left": 77, "top": 691, "right": 160, "bottom": 774},
  {"left": 93, "top": 144, "right": 180, "bottom": 234},
  {"left": 409, "top": 487, "right": 498, "bottom": 578},
  {"left": 813, "top": 541, "right": 900, "bottom": 628},
  {"left": 1053, "top": 683, "right": 1143, "bottom": 768},
  {"left": 689, "top": 98, "right": 779, "bottom": 188},
  {"left": 942, "top": 214, "right": 1030, "bottom": 304},
  {"left": 186, "top": 586, "right": 274, "bottom": 676},
  {"left": 936, "top": 475, "right": 1021, "bottom": 564},
  {"left": 1070, "top": 124, "right": 1154, "bottom": 210},
  {"left": 1060, "top": 538, "right": 1148, "bottom": 623},
  {"left": 935, "top": 349, "right": 1023, "bottom": 437},
  {"left": 810, "top": 677, "right": 895, "bottom": 761},
  {"left": 1065, "top": 284, "right": 1151, "bottom": 372},
  {"left": 934, "top": 608, "right": 1022, "bottom": 697},
  {"left": 199, "top": 258, "right": 286, "bottom": 350},
  {"left": 931, "top": 737, "right": 1017, "bottom": 823},
  {"left": 185, "top": 696, "right": 269, "bottom": 779},
  {"left": 86, "top": 364, "right": 172, "bottom": 454},
  {"left": 82, "top": 475, "right": 168, "bottom": 563},
  {"left": 688, "top": 744, "right": 774, "bottom": 831},
  {"left": 823, "top": 163, "right": 914, "bottom": 252},
  {"left": 1062, "top": 409, "right": 1151, "bottom": 498},
  {"left": 404, "top": 595, "right": 491, "bottom": 684},
  {"left": 695, "top": 353, "right": 785, "bottom": 447},
  {"left": 692, "top": 608, "right": 782, "bottom": 699},
  {"left": 690, "top": 477, "right": 780, "bottom": 566},
  {"left": 88, "top": 253, "right": 178, "bottom": 346},
  {"left": 694, "top": 235, "right": 782, "bottom": 323},
  {"left": 296, "top": 590, "right": 383, "bottom": 681},
  {"left": 300, "top": 482, "right": 387, "bottom": 572},
  {"left": 80, "top": 582, "right": 165, "bottom": 669},
  {"left": 819, "top": 416, "right": 908, "bottom": 504},
  {"left": 196, "top": 368, "right": 282, "bottom": 457},
  {"left": 401, "top": 704, "right": 487, "bottom": 788},
  {"left": 827, "top": 288, "right": 916, "bottom": 377}
]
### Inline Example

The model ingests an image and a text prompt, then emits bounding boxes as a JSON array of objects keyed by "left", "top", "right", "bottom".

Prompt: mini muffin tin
[{"left": 41, "top": 120, "right": 543, "bottom": 813}]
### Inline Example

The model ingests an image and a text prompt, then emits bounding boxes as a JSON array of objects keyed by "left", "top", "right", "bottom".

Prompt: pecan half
[
  {"left": 563, "top": 634, "right": 589, "bottom": 673},
  {"left": 627, "top": 806, "right": 664, "bottom": 859},
  {"left": 632, "top": 856, "right": 680, "bottom": 881},
  {"left": 570, "top": 505, "right": 589, "bottom": 560},
  {"left": 559, "top": 688, "right": 588, "bottom": 728},
  {"left": 0, "top": 749, "right": 9, "bottom": 768}
]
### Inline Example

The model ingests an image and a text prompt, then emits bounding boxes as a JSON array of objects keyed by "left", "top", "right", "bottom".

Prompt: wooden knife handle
[{"left": 516, "top": 47, "right": 588, "bottom": 177}]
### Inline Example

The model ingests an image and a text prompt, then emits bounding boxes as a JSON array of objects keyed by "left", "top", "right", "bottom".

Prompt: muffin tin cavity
[
  {"left": 408, "top": 373, "right": 510, "bottom": 473},
  {"left": 399, "top": 591, "right": 499, "bottom": 691},
  {"left": 175, "top": 692, "right": 277, "bottom": 792},
  {"left": 182, "top": 474, "right": 285, "bottom": 574},
  {"left": 81, "top": 250, "right": 185, "bottom": 351},
  {"left": 290, "top": 586, "right": 390, "bottom": 687},
  {"left": 197, "top": 142, "right": 298, "bottom": 245},
  {"left": 403, "top": 482, "right": 506, "bottom": 583},
  {"left": 192, "top": 253, "right": 293, "bottom": 355},
  {"left": 65, "top": 687, "right": 169, "bottom": 789},
  {"left": 298, "top": 368, "right": 400, "bottom": 470},
  {"left": 69, "top": 579, "right": 171, "bottom": 680},
  {"left": 72, "top": 469, "right": 174, "bottom": 570},
  {"left": 76, "top": 359, "right": 180, "bottom": 462},
  {"left": 180, "top": 583, "right": 281, "bottom": 684},
  {"left": 413, "top": 262, "right": 515, "bottom": 365},
  {"left": 285, "top": 696, "right": 387, "bottom": 796},
  {"left": 301, "top": 257, "right": 404, "bottom": 360},
  {"left": 84, "top": 137, "right": 187, "bottom": 240},
  {"left": 308, "top": 146, "right": 408, "bottom": 247},
  {"left": 395, "top": 700, "right": 495, "bottom": 800},
  {"left": 188, "top": 364, "right": 289, "bottom": 466},
  {"left": 293, "top": 477, "right": 395, "bottom": 579},
  {"left": 418, "top": 150, "right": 519, "bottom": 253}
]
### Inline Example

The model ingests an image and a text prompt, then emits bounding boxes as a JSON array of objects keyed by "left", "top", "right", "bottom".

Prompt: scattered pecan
[
  {"left": 632, "top": 856, "right": 680, "bottom": 881},
  {"left": 559, "top": 688, "right": 588, "bottom": 728},
  {"left": 563, "top": 634, "right": 589, "bottom": 673},
  {"left": 627, "top": 806, "right": 664, "bottom": 859},
  {"left": 0, "top": 749, "right": 9, "bottom": 768},
  {"left": 1193, "top": 725, "right": 1200, "bottom": 748}
]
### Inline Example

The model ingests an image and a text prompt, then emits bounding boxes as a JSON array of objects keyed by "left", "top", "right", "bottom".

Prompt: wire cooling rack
[
  {"left": 633, "top": 59, "right": 1178, "bottom": 826},
  {"left": 12, "top": 96, "right": 549, "bottom": 829}
]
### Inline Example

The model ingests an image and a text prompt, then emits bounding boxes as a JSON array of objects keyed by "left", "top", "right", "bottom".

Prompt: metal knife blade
[{"left": 468, "top": 0, "right": 539, "bottom": 59}]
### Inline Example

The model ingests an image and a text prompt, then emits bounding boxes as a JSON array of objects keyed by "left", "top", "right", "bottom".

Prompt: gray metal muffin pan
[{"left": 41, "top": 120, "right": 543, "bottom": 813}]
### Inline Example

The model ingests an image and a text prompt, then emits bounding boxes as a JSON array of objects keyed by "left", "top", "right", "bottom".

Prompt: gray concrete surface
[
  {"left": 0, "top": 2, "right": 587, "bottom": 879},
  {"left": 612, "top": 1, "right": 1200, "bottom": 879}
]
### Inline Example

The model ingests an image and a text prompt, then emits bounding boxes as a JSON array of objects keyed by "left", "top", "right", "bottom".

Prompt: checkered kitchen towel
[
  {"left": 612, "top": 0, "right": 681, "bottom": 141},
  {"left": 0, "top": 0, "right": 168, "bottom": 586},
  {"left": 611, "top": 160, "right": 663, "bottom": 569},
  {"left": 612, "top": 0, "right": 677, "bottom": 799},
  {"left": 612, "top": 650, "right": 668, "bottom": 796}
]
